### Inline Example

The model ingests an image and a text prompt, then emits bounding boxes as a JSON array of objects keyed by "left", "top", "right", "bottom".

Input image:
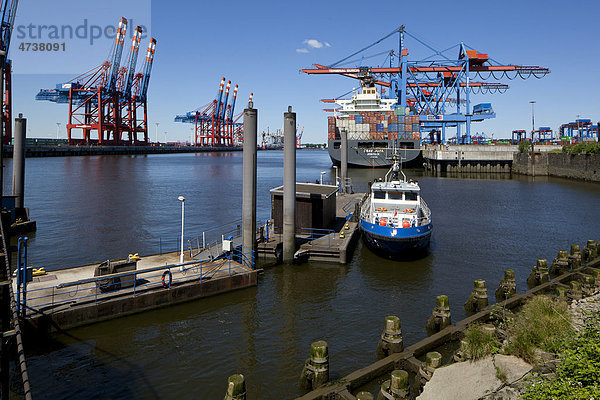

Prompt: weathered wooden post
[
  {"left": 568, "top": 280, "right": 583, "bottom": 301},
  {"left": 378, "top": 369, "right": 409, "bottom": 400},
  {"left": 224, "top": 374, "right": 246, "bottom": 400},
  {"left": 464, "top": 279, "right": 488, "bottom": 313},
  {"left": 527, "top": 259, "right": 549, "bottom": 287},
  {"left": 549, "top": 250, "right": 570, "bottom": 276},
  {"left": 376, "top": 316, "right": 404, "bottom": 358},
  {"left": 299, "top": 340, "right": 329, "bottom": 390},
  {"left": 417, "top": 352, "right": 442, "bottom": 393},
  {"left": 569, "top": 244, "right": 582, "bottom": 270},
  {"left": 426, "top": 295, "right": 451, "bottom": 335},
  {"left": 583, "top": 240, "right": 598, "bottom": 263},
  {"left": 495, "top": 269, "right": 516, "bottom": 302},
  {"left": 581, "top": 274, "right": 595, "bottom": 296}
]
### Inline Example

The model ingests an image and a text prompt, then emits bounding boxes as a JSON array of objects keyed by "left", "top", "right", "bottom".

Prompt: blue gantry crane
[{"left": 302, "top": 25, "right": 550, "bottom": 143}]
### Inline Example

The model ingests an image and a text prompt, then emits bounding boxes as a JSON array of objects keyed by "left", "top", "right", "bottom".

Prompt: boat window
[
  {"left": 333, "top": 142, "right": 340, "bottom": 149},
  {"left": 405, "top": 192, "right": 418, "bottom": 201},
  {"left": 373, "top": 190, "right": 386, "bottom": 199},
  {"left": 388, "top": 191, "right": 403, "bottom": 200}
]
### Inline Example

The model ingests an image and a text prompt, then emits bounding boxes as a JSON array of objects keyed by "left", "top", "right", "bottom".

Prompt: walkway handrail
[
  {"left": 56, "top": 245, "right": 256, "bottom": 290},
  {"left": 56, "top": 259, "right": 208, "bottom": 289}
]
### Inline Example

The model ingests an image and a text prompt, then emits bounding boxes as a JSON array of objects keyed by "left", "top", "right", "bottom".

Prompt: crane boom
[
  {"left": 220, "top": 80, "right": 231, "bottom": 121},
  {"left": 302, "top": 65, "right": 549, "bottom": 75},
  {"left": 124, "top": 26, "right": 142, "bottom": 97},
  {"left": 108, "top": 17, "right": 128, "bottom": 92},
  {"left": 228, "top": 85, "right": 238, "bottom": 122},
  {"left": 139, "top": 37, "right": 156, "bottom": 101},
  {"left": 214, "top": 77, "right": 225, "bottom": 120}
]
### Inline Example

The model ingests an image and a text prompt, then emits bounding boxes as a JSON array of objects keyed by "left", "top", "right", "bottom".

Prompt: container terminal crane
[
  {"left": 35, "top": 17, "right": 156, "bottom": 146},
  {"left": 174, "top": 78, "right": 249, "bottom": 147},
  {"left": 302, "top": 25, "right": 550, "bottom": 167}
]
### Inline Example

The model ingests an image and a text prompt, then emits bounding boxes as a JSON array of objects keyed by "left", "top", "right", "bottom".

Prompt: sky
[{"left": 8, "top": 0, "right": 600, "bottom": 143}]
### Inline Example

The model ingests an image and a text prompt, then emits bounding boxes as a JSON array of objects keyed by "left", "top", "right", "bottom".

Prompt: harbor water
[{"left": 4, "top": 150, "right": 600, "bottom": 399}]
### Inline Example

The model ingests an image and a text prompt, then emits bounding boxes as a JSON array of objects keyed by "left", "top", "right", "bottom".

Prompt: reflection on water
[{"left": 6, "top": 150, "right": 600, "bottom": 399}]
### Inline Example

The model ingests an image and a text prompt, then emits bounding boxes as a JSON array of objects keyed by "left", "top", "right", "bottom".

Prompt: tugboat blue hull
[{"left": 359, "top": 219, "right": 432, "bottom": 258}]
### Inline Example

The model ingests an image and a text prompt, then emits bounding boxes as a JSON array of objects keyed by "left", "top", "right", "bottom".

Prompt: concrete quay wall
[
  {"left": 423, "top": 148, "right": 513, "bottom": 174},
  {"left": 513, "top": 153, "right": 600, "bottom": 182},
  {"left": 2, "top": 144, "right": 242, "bottom": 158}
]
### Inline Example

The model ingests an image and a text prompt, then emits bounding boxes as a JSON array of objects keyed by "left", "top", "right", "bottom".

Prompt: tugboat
[{"left": 359, "top": 158, "right": 432, "bottom": 258}]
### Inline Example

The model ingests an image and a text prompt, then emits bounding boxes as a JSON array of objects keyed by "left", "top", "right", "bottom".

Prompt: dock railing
[
  {"left": 22, "top": 244, "right": 255, "bottom": 316},
  {"left": 158, "top": 218, "right": 244, "bottom": 256},
  {"left": 270, "top": 225, "right": 336, "bottom": 248}
]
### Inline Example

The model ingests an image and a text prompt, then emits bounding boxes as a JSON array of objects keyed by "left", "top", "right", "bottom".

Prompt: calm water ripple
[{"left": 4, "top": 150, "right": 600, "bottom": 399}]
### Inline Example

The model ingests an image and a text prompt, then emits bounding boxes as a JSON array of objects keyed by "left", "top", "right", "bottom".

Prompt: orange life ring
[
  {"left": 161, "top": 270, "right": 172, "bottom": 288},
  {"left": 403, "top": 208, "right": 415, "bottom": 213},
  {"left": 402, "top": 221, "right": 410, "bottom": 228},
  {"left": 379, "top": 219, "right": 387, "bottom": 226}
]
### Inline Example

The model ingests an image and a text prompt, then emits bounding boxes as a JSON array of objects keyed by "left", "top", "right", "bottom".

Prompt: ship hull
[
  {"left": 359, "top": 218, "right": 432, "bottom": 258},
  {"left": 328, "top": 139, "right": 421, "bottom": 168}
]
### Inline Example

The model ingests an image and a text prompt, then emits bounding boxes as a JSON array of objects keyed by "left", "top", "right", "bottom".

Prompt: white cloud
[
  {"left": 325, "top": 42, "right": 331, "bottom": 47},
  {"left": 296, "top": 48, "right": 309, "bottom": 53},
  {"left": 304, "top": 39, "right": 324, "bottom": 49}
]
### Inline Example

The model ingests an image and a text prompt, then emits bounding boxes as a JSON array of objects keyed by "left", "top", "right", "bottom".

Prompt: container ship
[{"left": 327, "top": 86, "right": 421, "bottom": 167}]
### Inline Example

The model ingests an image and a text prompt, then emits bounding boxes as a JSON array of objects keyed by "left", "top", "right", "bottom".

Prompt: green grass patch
[
  {"left": 461, "top": 324, "right": 500, "bottom": 360},
  {"left": 523, "top": 314, "right": 600, "bottom": 399},
  {"left": 504, "top": 295, "right": 573, "bottom": 363},
  {"left": 495, "top": 366, "right": 507, "bottom": 382},
  {"left": 518, "top": 140, "right": 531, "bottom": 153},
  {"left": 562, "top": 142, "right": 600, "bottom": 155}
]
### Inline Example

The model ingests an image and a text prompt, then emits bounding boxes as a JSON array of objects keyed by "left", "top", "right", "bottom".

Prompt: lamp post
[
  {"left": 529, "top": 101, "right": 536, "bottom": 153},
  {"left": 178, "top": 196, "right": 185, "bottom": 266},
  {"left": 320, "top": 171, "right": 326, "bottom": 185},
  {"left": 576, "top": 114, "right": 580, "bottom": 138}
]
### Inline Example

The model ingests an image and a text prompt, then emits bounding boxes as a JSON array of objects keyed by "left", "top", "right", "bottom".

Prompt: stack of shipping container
[{"left": 327, "top": 108, "right": 421, "bottom": 141}]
